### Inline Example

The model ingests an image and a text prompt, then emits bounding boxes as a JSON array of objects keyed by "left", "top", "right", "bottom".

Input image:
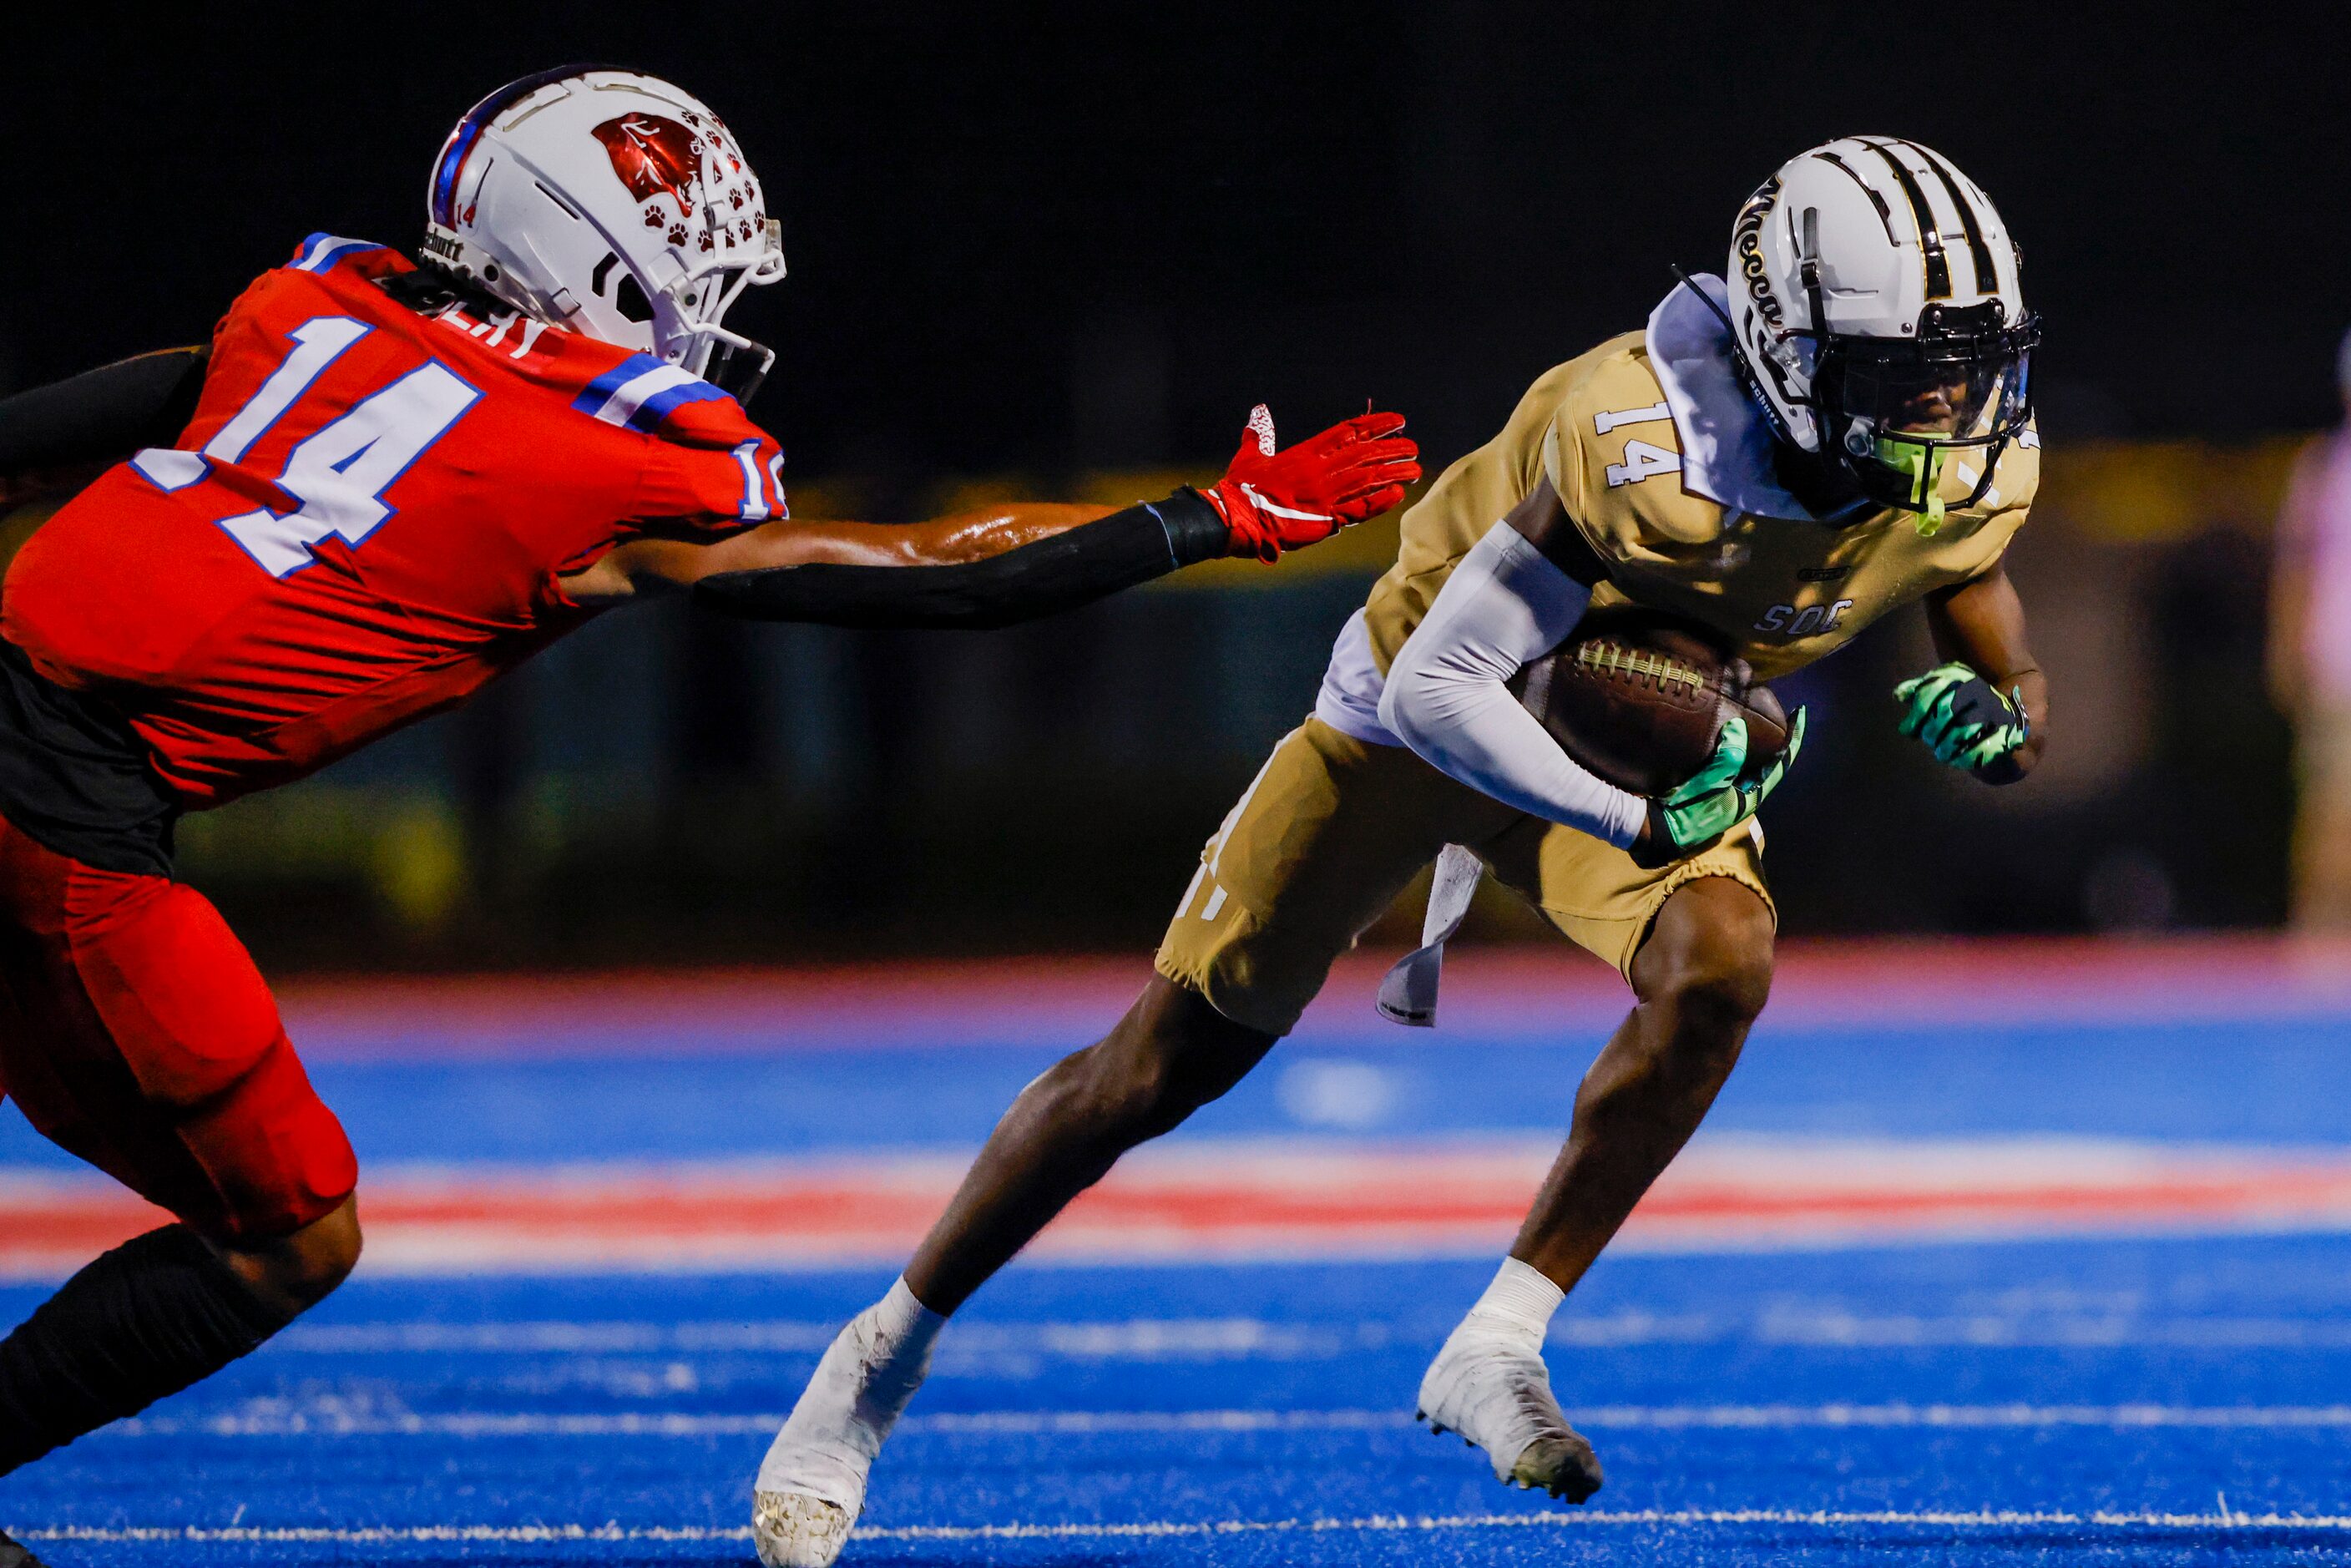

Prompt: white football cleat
[
  {"left": 751, "top": 1281, "right": 942, "bottom": 1568},
  {"left": 751, "top": 1490, "right": 856, "bottom": 1568},
  {"left": 1416, "top": 1318, "right": 1603, "bottom": 1502}
]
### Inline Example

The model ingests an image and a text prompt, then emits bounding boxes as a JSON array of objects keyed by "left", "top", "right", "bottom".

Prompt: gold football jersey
[{"left": 1362, "top": 331, "right": 2038, "bottom": 682}]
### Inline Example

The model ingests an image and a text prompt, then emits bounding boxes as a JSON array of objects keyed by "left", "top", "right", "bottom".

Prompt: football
[{"left": 1510, "top": 605, "right": 1790, "bottom": 797}]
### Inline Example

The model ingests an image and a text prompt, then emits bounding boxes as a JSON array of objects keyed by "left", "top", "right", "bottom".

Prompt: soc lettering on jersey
[{"left": 2, "top": 236, "right": 787, "bottom": 806}]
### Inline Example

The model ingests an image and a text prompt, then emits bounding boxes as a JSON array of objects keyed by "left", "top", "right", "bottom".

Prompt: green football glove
[
  {"left": 1631, "top": 708, "right": 1807, "bottom": 867},
  {"left": 1893, "top": 662, "right": 2030, "bottom": 773}
]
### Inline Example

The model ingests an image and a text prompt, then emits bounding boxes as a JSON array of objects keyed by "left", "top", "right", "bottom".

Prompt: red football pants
[{"left": 0, "top": 809, "right": 356, "bottom": 1242}]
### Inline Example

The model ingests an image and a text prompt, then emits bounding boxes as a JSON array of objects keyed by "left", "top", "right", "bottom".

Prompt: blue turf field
[{"left": 5, "top": 972, "right": 2351, "bottom": 1565}]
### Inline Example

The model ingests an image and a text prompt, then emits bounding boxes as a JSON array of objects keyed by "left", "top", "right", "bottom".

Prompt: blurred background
[{"left": 5, "top": 3, "right": 2348, "bottom": 970}]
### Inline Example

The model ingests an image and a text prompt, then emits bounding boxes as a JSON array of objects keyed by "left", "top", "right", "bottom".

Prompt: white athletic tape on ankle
[
  {"left": 1468, "top": 1257, "right": 1565, "bottom": 1341},
  {"left": 875, "top": 1277, "right": 946, "bottom": 1355}
]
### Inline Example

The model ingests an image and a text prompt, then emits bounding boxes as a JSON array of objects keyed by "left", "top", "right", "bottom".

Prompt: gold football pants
[{"left": 1155, "top": 718, "right": 1772, "bottom": 1035}]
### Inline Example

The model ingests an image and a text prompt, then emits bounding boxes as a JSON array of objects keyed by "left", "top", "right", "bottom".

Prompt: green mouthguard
[{"left": 1877, "top": 436, "right": 1947, "bottom": 535}]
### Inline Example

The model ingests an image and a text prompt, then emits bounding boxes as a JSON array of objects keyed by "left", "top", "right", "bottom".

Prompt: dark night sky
[{"left": 9, "top": 4, "right": 2348, "bottom": 485}]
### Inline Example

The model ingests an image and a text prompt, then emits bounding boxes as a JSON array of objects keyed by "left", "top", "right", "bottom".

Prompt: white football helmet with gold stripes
[{"left": 1724, "top": 137, "right": 2038, "bottom": 518}]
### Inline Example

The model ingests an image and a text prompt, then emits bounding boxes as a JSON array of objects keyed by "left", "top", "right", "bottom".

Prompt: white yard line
[
  {"left": 18, "top": 1506, "right": 2351, "bottom": 1545},
  {"left": 261, "top": 1311, "right": 2351, "bottom": 1356},
  {"left": 114, "top": 1403, "right": 2351, "bottom": 1438},
  {"left": 276, "top": 1316, "right": 1348, "bottom": 1358}
]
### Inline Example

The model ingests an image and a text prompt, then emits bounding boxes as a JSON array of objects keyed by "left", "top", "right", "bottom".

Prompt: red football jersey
[{"left": 4, "top": 235, "right": 785, "bottom": 807}]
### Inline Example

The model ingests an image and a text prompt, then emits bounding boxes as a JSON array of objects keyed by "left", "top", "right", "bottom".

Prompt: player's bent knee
[
  {"left": 1069, "top": 1038, "right": 1213, "bottom": 1143},
  {"left": 302, "top": 1198, "right": 365, "bottom": 1293},
  {"left": 1635, "top": 878, "right": 1776, "bottom": 1031},
  {"left": 1032, "top": 1030, "right": 1196, "bottom": 1156},
  {"left": 223, "top": 1194, "right": 362, "bottom": 1317},
  {"left": 1057, "top": 1040, "right": 1177, "bottom": 1136},
  {"left": 1136, "top": 979, "right": 1277, "bottom": 1122},
  {"left": 1078, "top": 976, "right": 1275, "bottom": 1139},
  {"left": 1675, "top": 935, "right": 1774, "bottom": 1029}
]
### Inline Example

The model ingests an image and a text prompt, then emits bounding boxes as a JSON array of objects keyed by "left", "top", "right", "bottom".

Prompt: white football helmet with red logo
[{"left": 423, "top": 67, "right": 787, "bottom": 398}]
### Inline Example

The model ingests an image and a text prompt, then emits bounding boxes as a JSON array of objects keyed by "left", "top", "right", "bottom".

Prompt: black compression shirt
[{"left": 0, "top": 640, "right": 179, "bottom": 875}]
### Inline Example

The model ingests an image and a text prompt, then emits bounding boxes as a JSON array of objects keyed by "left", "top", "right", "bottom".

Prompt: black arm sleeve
[
  {"left": 690, "top": 488, "right": 1232, "bottom": 630},
  {"left": 0, "top": 346, "right": 210, "bottom": 478}
]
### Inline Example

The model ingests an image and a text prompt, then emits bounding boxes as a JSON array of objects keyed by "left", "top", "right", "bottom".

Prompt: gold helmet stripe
[
  {"left": 1858, "top": 138, "right": 1953, "bottom": 301},
  {"left": 1901, "top": 139, "right": 2000, "bottom": 300}
]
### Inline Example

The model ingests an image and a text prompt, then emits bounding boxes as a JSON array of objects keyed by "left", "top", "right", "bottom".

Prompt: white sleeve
[{"left": 1378, "top": 521, "right": 1646, "bottom": 847}]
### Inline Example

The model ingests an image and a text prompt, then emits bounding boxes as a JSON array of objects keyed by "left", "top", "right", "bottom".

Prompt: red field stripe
[
  {"left": 11, "top": 1139, "right": 2351, "bottom": 1277},
  {"left": 262, "top": 937, "right": 2351, "bottom": 1059}
]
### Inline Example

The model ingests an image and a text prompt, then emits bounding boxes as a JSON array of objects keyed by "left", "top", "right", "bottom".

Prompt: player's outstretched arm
[
  {"left": 565, "top": 407, "right": 1418, "bottom": 627},
  {"left": 1897, "top": 566, "right": 2050, "bottom": 785},
  {"left": 0, "top": 346, "right": 209, "bottom": 506}
]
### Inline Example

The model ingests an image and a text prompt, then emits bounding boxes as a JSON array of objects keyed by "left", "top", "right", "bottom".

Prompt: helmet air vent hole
[
  {"left": 589, "top": 252, "right": 619, "bottom": 296},
  {"left": 532, "top": 180, "right": 584, "bottom": 220},
  {"left": 614, "top": 274, "right": 655, "bottom": 325},
  {"left": 483, "top": 263, "right": 502, "bottom": 283}
]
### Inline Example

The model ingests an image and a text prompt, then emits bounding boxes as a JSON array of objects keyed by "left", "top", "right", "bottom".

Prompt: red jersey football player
[{"left": 0, "top": 64, "right": 1417, "bottom": 1526}]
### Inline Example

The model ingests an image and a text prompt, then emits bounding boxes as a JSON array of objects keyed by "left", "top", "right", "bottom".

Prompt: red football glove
[{"left": 1201, "top": 404, "right": 1420, "bottom": 562}]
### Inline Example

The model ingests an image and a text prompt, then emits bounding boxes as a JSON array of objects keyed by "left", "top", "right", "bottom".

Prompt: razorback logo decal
[{"left": 593, "top": 114, "right": 703, "bottom": 216}]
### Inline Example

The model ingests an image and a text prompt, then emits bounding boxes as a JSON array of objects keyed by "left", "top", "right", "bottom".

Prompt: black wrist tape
[
  {"left": 694, "top": 487, "right": 1230, "bottom": 630},
  {"left": 1154, "top": 487, "right": 1232, "bottom": 567}
]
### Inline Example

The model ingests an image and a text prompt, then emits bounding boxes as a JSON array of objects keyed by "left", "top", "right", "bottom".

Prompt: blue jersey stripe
[
  {"left": 291, "top": 235, "right": 384, "bottom": 274},
  {"left": 569, "top": 354, "right": 669, "bottom": 418},
  {"left": 625, "top": 378, "right": 731, "bottom": 432}
]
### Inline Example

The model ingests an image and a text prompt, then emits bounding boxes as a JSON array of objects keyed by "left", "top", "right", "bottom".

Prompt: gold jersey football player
[{"left": 751, "top": 136, "right": 2050, "bottom": 1566}]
